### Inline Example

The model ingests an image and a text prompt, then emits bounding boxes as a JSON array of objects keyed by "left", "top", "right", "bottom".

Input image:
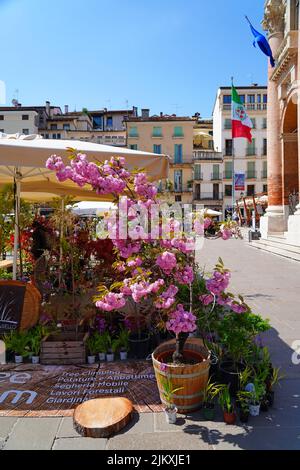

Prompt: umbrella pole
[
  {"left": 13, "top": 172, "right": 21, "bottom": 281},
  {"left": 59, "top": 197, "right": 65, "bottom": 288}
]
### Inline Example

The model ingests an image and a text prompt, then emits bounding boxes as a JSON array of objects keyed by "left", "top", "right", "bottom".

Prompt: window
[
  {"left": 57, "top": 133, "right": 61, "bottom": 139},
  {"left": 247, "top": 185, "right": 255, "bottom": 196},
  {"left": 239, "top": 95, "right": 245, "bottom": 104},
  {"left": 50, "top": 124, "right": 57, "bottom": 130},
  {"left": 263, "top": 94, "right": 267, "bottom": 103},
  {"left": 63, "top": 123, "right": 70, "bottom": 131},
  {"left": 262, "top": 160, "right": 268, "bottom": 178},
  {"left": 175, "top": 195, "right": 182, "bottom": 202},
  {"left": 262, "top": 118, "right": 267, "bottom": 129},
  {"left": 257, "top": 94, "right": 262, "bottom": 103},
  {"left": 45, "top": 134, "right": 49, "bottom": 139},
  {"left": 225, "top": 185, "right": 232, "bottom": 197},
  {"left": 209, "top": 131, "right": 213, "bottom": 136},
  {"left": 130, "top": 144, "right": 138, "bottom": 150},
  {"left": 173, "top": 126, "right": 184, "bottom": 137},
  {"left": 246, "top": 138, "right": 256, "bottom": 156},
  {"left": 212, "top": 164, "right": 220, "bottom": 180},
  {"left": 224, "top": 161, "right": 232, "bottom": 179},
  {"left": 22, "top": 114, "right": 29, "bottom": 120},
  {"left": 194, "top": 183, "right": 201, "bottom": 200},
  {"left": 52, "top": 134, "right": 57, "bottom": 139},
  {"left": 213, "top": 183, "right": 220, "bottom": 200},
  {"left": 208, "top": 140, "right": 214, "bottom": 149},
  {"left": 106, "top": 116, "right": 113, "bottom": 128},
  {"left": 194, "top": 164, "right": 202, "bottom": 180},
  {"left": 225, "top": 139, "right": 233, "bottom": 156},
  {"left": 129, "top": 126, "right": 138, "bottom": 138},
  {"left": 0, "top": 115, "right": 4, "bottom": 120},
  {"left": 152, "top": 126, "right": 162, "bottom": 137},
  {"left": 223, "top": 95, "right": 232, "bottom": 104},
  {"left": 174, "top": 144, "right": 183, "bottom": 163},
  {"left": 22, "top": 129, "right": 29, "bottom": 135},
  {"left": 174, "top": 170, "right": 182, "bottom": 192},
  {"left": 93, "top": 116, "right": 103, "bottom": 129},
  {"left": 247, "top": 161, "right": 256, "bottom": 178},
  {"left": 263, "top": 184, "right": 268, "bottom": 193},
  {"left": 153, "top": 144, "right": 162, "bottom": 154},
  {"left": 247, "top": 95, "right": 255, "bottom": 103},
  {"left": 224, "top": 119, "right": 232, "bottom": 130},
  {"left": 263, "top": 138, "right": 267, "bottom": 155}
]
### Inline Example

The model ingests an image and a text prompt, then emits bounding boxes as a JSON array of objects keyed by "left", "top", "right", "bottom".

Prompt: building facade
[
  {"left": 213, "top": 86, "right": 268, "bottom": 217},
  {"left": 125, "top": 109, "right": 196, "bottom": 205},
  {"left": 260, "top": 0, "right": 300, "bottom": 245}
]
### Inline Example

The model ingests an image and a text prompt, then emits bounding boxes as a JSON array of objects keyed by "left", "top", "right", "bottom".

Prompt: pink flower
[
  {"left": 127, "top": 257, "right": 143, "bottom": 268},
  {"left": 230, "top": 302, "right": 247, "bottom": 314},
  {"left": 95, "top": 292, "right": 126, "bottom": 312},
  {"left": 166, "top": 305, "right": 197, "bottom": 335},
  {"left": 155, "top": 284, "right": 178, "bottom": 310},
  {"left": 174, "top": 266, "right": 194, "bottom": 285},
  {"left": 156, "top": 251, "right": 177, "bottom": 274},
  {"left": 204, "top": 218, "right": 212, "bottom": 229},
  {"left": 206, "top": 270, "right": 231, "bottom": 296},
  {"left": 194, "top": 219, "right": 204, "bottom": 235},
  {"left": 199, "top": 294, "right": 214, "bottom": 306},
  {"left": 221, "top": 228, "right": 232, "bottom": 240}
]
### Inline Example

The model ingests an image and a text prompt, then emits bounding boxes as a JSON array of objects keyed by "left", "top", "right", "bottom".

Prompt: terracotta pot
[{"left": 223, "top": 410, "right": 237, "bottom": 425}]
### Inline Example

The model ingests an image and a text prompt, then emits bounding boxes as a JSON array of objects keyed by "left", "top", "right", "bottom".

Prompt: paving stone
[
  {"left": 107, "top": 431, "right": 212, "bottom": 450},
  {"left": 0, "top": 438, "right": 5, "bottom": 450},
  {"left": 3, "top": 417, "right": 61, "bottom": 450},
  {"left": 154, "top": 410, "right": 224, "bottom": 433},
  {"left": 52, "top": 437, "right": 107, "bottom": 450},
  {"left": 57, "top": 417, "right": 80, "bottom": 438},
  {"left": 0, "top": 417, "right": 18, "bottom": 439},
  {"left": 117, "top": 412, "right": 154, "bottom": 435}
]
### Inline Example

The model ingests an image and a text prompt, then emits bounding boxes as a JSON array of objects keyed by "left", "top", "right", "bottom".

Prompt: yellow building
[{"left": 125, "top": 109, "right": 196, "bottom": 204}]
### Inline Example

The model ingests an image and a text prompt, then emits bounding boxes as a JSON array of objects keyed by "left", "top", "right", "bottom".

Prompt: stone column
[{"left": 260, "top": 0, "right": 286, "bottom": 236}]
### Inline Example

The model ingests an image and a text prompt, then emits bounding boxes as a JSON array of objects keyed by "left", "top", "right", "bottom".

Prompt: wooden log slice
[{"left": 73, "top": 397, "right": 133, "bottom": 438}]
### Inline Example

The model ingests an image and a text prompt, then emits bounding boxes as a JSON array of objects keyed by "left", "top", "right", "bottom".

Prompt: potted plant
[
  {"left": 86, "top": 333, "right": 99, "bottom": 364},
  {"left": 115, "top": 328, "right": 130, "bottom": 360},
  {"left": 28, "top": 325, "right": 50, "bottom": 364},
  {"left": 249, "top": 378, "right": 266, "bottom": 416},
  {"left": 159, "top": 375, "right": 183, "bottom": 424},
  {"left": 219, "top": 385, "right": 236, "bottom": 424},
  {"left": 265, "top": 366, "right": 283, "bottom": 407},
  {"left": 3, "top": 330, "right": 30, "bottom": 364},
  {"left": 105, "top": 333, "right": 118, "bottom": 362},
  {"left": 236, "top": 390, "right": 252, "bottom": 423},
  {"left": 96, "top": 331, "right": 110, "bottom": 361},
  {"left": 202, "top": 378, "right": 225, "bottom": 420}
]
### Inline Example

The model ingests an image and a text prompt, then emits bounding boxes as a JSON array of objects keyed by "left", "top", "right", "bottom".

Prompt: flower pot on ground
[
  {"left": 266, "top": 390, "right": 275, "bottom": 407},
  {"left": 202, "top": 378, "right": 226, "bottom": 421},
  {"left": 27, "top": 325, "right": 50, "bottom": 365},
  {"left": 165, "top": 405, "right": 178, "bottom": 424},
  {"left": 86, "top": 332, "right": 101, "bottom": 364},
  {"left": 248, "top": 378, "right": 266, "bottom": 417},
  {"left": 98, "top": 353, "right": 106, "bottom": 361},
  {"left": 114, "top": 328, "right": 129, "bottom": 361},
  {"left": 249, "top": 404, "right": 260, "bottom": 416},
  {"left": 87, "top": 355, "right": 96, "bottom": 364},
  {"left": 219, "top": 385, "right": 236, "bottom": 425},
  {"left": 239, "top": 409, "right": 249, "bottom": 423},
  {"left": 236, "top": 390, "right": 251, "bottom": 424},
  {"left": 31, "top": 356, "right": 40, "bottom": 364},
  {"left": 15, "top": 355, "right": 23, "bottom": 364},
  {"left": 128, "top": 332, "right": 150, "bottom": 359},
  {"left": 265, "top": 367, "right": 283, "bottom": 407},
  {"left": 120, "top": 349, "right": 127, "bottom": 361},
  {"left": 152, "top": 338, "right": 210, "bottom": 414},
  {"left": 260, "top": 395, "right": 270, "bottom": 412},
  {"left": 106, "top": 350, "right": 115, "bottom": 362},
  {"left": 3, "top": 330, "right": 30, "bottom": 364},
  {"left": 219, "top": 360, "right": 245, "bottom": 396}
]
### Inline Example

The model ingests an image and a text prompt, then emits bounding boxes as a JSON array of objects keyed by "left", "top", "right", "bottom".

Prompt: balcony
[
  {"left": 222, "top": 103, "right": 267, "bottom": 111},
  {"left": 193, "top": 150, "right": 223, "bottom": 161},
  {"left": 194, "top": 172, "right": 203, "bottom": 181},
  {"left": 246, "top": 171, "right": 257, "bottom": 180},
  {"left": 261, "top": 171, "right": 268, "bottom": 179},
  {"left": 193, "top": 192, "right": 223, "bottom": 201},
  {"left": 174, "top": 186, "right": 193, "bottom": 193},
  {"left": 223, "top": 172, "right": 233, "bottom": 180},
  {"left": 211, "top": 173, "right": 221, "bottom": 181}
]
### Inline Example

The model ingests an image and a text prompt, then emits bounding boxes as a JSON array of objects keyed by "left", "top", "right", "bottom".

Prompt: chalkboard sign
[{"left": 0, "top": 285, "right": 26, "bottom": 333}]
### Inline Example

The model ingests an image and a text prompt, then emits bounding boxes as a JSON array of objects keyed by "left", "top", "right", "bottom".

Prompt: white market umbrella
[
  {"left": 205, "top": 209, "right": 222, "bottom": 217},
  {"left": 0, "top": 134, "right": 169, "bottom": 279},
  {"left": 71, "top": 201, "right": 115, "bottom": 217}
]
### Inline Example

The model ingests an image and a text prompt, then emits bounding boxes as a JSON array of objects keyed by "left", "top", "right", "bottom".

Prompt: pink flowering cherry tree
[{"left": 46, "top": 151, "right": 237, "bottom": 364}]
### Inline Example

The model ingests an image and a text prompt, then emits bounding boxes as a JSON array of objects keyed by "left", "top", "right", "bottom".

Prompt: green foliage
[
  {"left": 239, "top": 366, "right": 253, "bottom": 390},
  {"left": 218, "top": 385, "right": 233, "bottom": 413},
  {"left": 250, "top": 378, "right": 266, "bottom": 405},
  {"left": 0, "top": 269, "right": 13, "bottom": 280},
  {"left": 27, "top": 325, "right": 51, "bottom": 356},
  {"left": 270, "top": 367, "right": 284, "bottom": 390},
  {"left": 202, "top": 378, "right": 226, "bottom": 404},
  {"left": 3, "top": 330, "right": 30, "bottom": 356},
  {"left": 114, "top": 328, "right": 130, "bottom": 352},
  {"left": 159, "top": 376, "right": 183, "bottom": 407},
  {"left": 236, "top": 390, "right": 252, "bottom": 412}
]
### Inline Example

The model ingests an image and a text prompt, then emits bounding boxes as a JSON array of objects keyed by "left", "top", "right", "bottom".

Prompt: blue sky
[{"left": 0, "top": 0, "right": 267, "bottom": 117}]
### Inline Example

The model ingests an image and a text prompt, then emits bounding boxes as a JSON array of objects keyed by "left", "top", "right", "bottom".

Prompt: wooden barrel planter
[{"left": 152, "top": 338, "right": 211, "bottom": 414}]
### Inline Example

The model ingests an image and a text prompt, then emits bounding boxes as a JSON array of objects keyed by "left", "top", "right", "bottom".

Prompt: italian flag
[{"left": 232, "top": 85, "right": 253, "bottom": 143}]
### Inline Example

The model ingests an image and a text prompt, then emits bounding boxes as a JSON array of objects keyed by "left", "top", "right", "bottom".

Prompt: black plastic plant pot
[
  {"left": 202, "top": 403, "right": 215, "bottom": 421},
  {"left": 219, "top": 361, "right": 245, "bottom": 396},
  {"left": 267, "top": 390, "right": 275, "bottom": 407},
  {"left": 129, "top": 333, "right": 150, "bottom": 359},
  {"left": 239, "top": 410, "right": 249, "bottom": 423},
  {"left": 260, "top": 397, "right": 269, "bottom": 412}
]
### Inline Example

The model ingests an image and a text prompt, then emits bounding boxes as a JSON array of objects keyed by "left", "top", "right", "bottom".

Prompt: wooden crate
[{"left": 40, "top": 332, "right": 88, "bottom": 365}]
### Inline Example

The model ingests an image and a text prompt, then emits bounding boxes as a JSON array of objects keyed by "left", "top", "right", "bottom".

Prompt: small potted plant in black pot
[
  {"left": 266, "top": 366, "right": 283, "bottom": 407},
  {"left": 236, "top": 390, "right": 251, "bottom": 423},
  {"left": 202, "top": 378, "right": 225, "bottom": 421}
]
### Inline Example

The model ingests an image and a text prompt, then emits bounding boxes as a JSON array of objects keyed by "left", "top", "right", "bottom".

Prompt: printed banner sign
[
  {"left": 0, "top": 285, "right": 26, "bottom": 333},
  {"left": 234, "top": 173, "right": 245, "bottom": 191},
  {"left": 0, "top": 362, "right": 162, "bottom": 416}
]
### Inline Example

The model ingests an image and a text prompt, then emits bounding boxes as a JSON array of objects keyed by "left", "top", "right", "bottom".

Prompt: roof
[
  {"left": 125, "top": 115, "right": 196, "bottom": 123},
  {"left": 0, "top": 106, "right": 60, "bottom": 112},
  {"left": 212, "top": 85, "right": 268, "bottom": 114}
]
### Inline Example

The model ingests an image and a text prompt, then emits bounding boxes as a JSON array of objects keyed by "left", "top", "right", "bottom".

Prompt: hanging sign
[{"left": 235, "top": 173, "right": 245, "bottom": 191}]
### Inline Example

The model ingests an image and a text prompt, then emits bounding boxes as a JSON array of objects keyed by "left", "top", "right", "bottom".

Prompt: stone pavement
[{"left": 1, "top": 238, "right": 300, "bottom": 450}]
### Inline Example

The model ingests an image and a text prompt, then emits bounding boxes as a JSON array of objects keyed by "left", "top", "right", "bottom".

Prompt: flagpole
[{"left": 231, "top": 77, "right": 235, "bottom": 219}]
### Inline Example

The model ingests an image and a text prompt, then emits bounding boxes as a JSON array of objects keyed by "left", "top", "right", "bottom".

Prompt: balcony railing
[
  {"left": 261, "top": 171, "right": 268, "bottom": 179},
  {"left": 194, "top": 172, "right": 203, "bottom": 181},
  {"left": 211, "top": 173, "right": 221, "bottom": 180},
  {"left": 193, "top": 192, "right": 224, "bottom": 201},
  {"left": 246, "top": 147, "right": 257, "bottom": 156},
  {"left": 193, "top": 150, "right": 223, "bottom": 161},
  {"left": 174, "top": 186, "right": 193, "bottom": 193},
  {"left": 222, "top": 103, "right": 267, "bottom": 111},
  {"left": 246, "top": 171, "right": 257, "bottom": 179},
  {"left": 223, "top": 172, "right": 233, "bottom": 180}
]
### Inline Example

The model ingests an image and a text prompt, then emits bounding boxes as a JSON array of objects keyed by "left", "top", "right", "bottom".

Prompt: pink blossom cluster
[
  {"left": 154, "top": 285, "right": 178, "bottom": 310},
  {"left": 129, "top": 279, "right": 165, "bottom": 302},
  {"left": 156, "top": 251, "right": 177, "bottom": 274},
  {"left": 113, "top": 239, "right": 141, "bottom": 258},
  {"left": 206, "top": 270, "right": 231, "bottom": 296},
  {"left": 95, "top": 292, "right": 126, "bottom": 312},
  {"left": 166, "top": 305, "right": 197, "bottom": 335},
  {"left": 134, "top": 173, "right": 157, "bottom": 199},
  {"left": 127, "top": 257, "right": 143, "bottom": 268},
  {"left": 220, "top": 228, "right": 232, "bottom": 240},
  {"left": 174, "top": 266, "right": 194, "bottom": 285},
  {"left": 199, "top": 293, "right": 215, "bottom": 306}
]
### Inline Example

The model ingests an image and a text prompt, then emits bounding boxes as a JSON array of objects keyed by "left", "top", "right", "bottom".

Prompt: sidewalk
[{"left": 1, "top": 238, "right": 300, "bottom": 450}]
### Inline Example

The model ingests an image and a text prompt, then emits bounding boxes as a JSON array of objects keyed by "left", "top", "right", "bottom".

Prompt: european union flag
[{"left": 246, "top": 16, "right": 275, "bottom": 68}]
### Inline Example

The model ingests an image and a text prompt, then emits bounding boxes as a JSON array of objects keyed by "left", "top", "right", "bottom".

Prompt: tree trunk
[{"left": 172, "top": 332, "right": 189, "bottom": 364}]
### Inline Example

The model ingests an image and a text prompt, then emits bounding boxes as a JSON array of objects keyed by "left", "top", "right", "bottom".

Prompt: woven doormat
[{"left": 0, "top": 362, "right": 163, "bottom": 417}]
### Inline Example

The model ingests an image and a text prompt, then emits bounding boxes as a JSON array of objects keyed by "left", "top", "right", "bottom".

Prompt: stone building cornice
[{"left": 262, "top": 0, "right": 286, "bottom": 35}]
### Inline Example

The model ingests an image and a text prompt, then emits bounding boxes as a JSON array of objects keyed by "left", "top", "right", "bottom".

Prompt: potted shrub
[
  {"left": 236, "top": 390, "right": 252, "bottom": 423},
  {"left": 3, "top": 330, "right": 30, "bottom": 364},
  {"left": 105, "top": 333, "right": 118, "bottom": 362},
  {"left": 265, "top": 366, "right": 283, "bottom": 407},
  {"left": 202, "top": 378, "right": 225, "bottom": 420},
  {"left": 28, "top": 325, "right": 50, "bottom": 364},
  {"left": 249, "top": 378, "right": 266, "bottom": 416},
  {"left": 219, "top": 385, "right": 236, "bottom": 424},
  {"left": 86, "top": 333, "right": 99, "bottom": 364},
  {"left": 96, "top": 331, "right": 110, "bottom": 361},
  {"left": 159, "top": 374, "right": 183, "bottom": 424},
  {"left": 115, "top": 328, "right": 130, "bottom": 360}
]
